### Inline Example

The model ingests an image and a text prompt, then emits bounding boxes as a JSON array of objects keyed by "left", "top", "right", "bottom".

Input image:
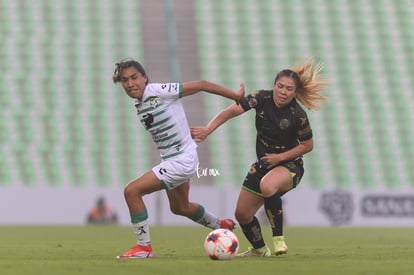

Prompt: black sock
[
  {"left": 240, "top": 216, "right": 266, "bottom": 249},
  {"left": 264, "top": 192, "right": 283, "bottom": 236}
]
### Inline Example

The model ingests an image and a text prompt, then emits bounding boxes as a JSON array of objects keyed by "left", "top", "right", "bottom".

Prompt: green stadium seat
[
  {"left": 1, "top": 0, "right": 414, "bottom": 190},
  {"left": 0, "top": 0, "right": 147, "bottom": 187},
  {"left": 194, "top": 0, "right": 414, "bottom": 189}
]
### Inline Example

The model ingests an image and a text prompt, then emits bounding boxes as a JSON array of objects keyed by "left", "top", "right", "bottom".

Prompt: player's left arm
[
  {"left": 261, "top": 110, "right": 314, "bottom": 168},
  {"left": 181, "top": 80, "right": 244, "bottom": 104},
  {"left": 260, "top": 138, "right": 313, "bottom": 168}
]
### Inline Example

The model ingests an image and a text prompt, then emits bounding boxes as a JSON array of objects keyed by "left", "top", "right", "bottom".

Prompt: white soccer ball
[{"left": 204, "top": 228, "right": 239, "bottom": 260}]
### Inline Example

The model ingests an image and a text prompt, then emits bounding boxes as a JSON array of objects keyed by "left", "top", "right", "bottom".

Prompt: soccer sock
[
  {"left": 131, "top": 209, "right": 151, "bottom": 246},
  {"left": 190, "top": 204, "right": 220, "bottom": 229},
  {"left": 240, "top": 216, "right": 266, "bottom": 249},
  {"left": 264, "top": 192, "right": 283, "bottom": 237}
]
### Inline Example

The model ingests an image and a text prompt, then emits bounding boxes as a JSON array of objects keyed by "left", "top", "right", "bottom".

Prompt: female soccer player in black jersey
[{"left": 192, "top": 59, "right": 329, "bottom": 256}]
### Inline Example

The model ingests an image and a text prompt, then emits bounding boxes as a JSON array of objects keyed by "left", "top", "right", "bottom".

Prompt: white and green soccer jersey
[{"left": 134, "top": 83, "right": 197, "bottom": 160}]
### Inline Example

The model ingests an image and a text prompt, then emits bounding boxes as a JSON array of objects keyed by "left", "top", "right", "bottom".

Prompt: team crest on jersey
[
  {"left": 248, "top": 97, "right": 257, "bottom": 108},
  {"left": 148, "top": 96, "right": 159, "bottom": 108},
  {"left": 279, "top": 118, "right": 290, "bottom": 130},
  {"left": 248, "top": 92, "right": 258, "bottom": 108}
]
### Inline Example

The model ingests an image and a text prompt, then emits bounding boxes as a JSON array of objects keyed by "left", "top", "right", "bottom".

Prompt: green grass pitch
[{"left": 0, "top": 226, "right": 413, "bottom": 275}]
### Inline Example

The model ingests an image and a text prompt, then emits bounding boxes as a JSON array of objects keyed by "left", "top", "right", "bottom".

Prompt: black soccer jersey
[{"left": 239, "top": 90, "right": 313, "bottom": 159}]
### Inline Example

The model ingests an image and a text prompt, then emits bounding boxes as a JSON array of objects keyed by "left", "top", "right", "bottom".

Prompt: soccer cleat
[
  {"left": 220, "top": 219, "right": 236, "bottom": 231},
  {"left": 236, "top": 246, "right": 271, "bottom": 257},
  {"left": 116, "top": 245, "right": 154, "bottom": 259},
  {"left": 273, "top": 236, "right": 288, "bottom": 256}
]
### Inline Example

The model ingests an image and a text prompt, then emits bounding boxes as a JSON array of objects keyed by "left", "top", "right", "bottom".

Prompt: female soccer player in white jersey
[{"left": 112, "top": 58, "right": 244, "bottom": 259}]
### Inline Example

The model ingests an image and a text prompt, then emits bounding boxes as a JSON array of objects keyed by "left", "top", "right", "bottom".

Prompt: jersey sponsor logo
[
  {"left": 161, "top": 83, "right": 178, "bottom": 93},
  {"left": 153, "top": 132, "right": 168, "bottom": 142},
  {"left": 143, "top": 113, "right": 154, "bottom": 128},
  {"left": 171, "top": 83, "right": 178, "bottom": 92},
  {"left": 258, "top": 137, "right": 285, "bottom": 150}
]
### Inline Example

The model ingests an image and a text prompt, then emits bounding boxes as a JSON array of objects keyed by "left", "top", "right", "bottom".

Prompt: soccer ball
[{"left": 204, "top": 228, "right": 239, "bottom": 260}]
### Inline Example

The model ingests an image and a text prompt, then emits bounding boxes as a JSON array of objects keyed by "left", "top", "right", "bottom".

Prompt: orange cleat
[
  {"left": 116, "top": 245, "right": 154, "bottom": 259},
  {"left": 220, "top": 219, "right": 236, "bottom": 231}
]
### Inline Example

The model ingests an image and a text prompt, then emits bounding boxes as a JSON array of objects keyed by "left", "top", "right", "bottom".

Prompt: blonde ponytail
[{"left": 293, "top": 59, "right": 329, "bottom": 110}]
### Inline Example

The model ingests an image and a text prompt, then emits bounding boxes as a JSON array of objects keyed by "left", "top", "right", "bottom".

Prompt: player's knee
[
  {"left": 170, "top": 204, "right": 187, "bottom": 216},
  {"left": 260, "top": 181, "right": 282, "bottom": 197},
  {"left": 123, "top": 183, "right": 142, "bottom": 200},
  {"left": 261, "top": 187, "right": 277, "bottom": 198},
  {"left": 234, "top": 209, "right": 250, "bottom": 224},
  {"left": 123, "top": 185, "right": 133, "bottom": 199}
]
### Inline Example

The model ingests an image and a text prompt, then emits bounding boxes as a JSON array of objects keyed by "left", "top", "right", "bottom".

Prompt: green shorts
[{"left": 242, "top": 158, "right": 304, "bottom": 197}]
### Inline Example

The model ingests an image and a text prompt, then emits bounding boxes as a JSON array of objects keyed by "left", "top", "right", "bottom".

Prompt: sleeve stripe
[{"left": 178, "top": 83, "right": 183, "bottom": 98}]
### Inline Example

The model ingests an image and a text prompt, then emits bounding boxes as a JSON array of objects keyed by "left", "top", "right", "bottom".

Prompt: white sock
[
  {"left": 132, "top": 220, "right": 151, "bottom": 246},
  {"left": 196, "top": 209, "right": 221, "bottom": 229}
]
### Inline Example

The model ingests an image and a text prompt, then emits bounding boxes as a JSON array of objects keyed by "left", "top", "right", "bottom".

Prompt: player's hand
[
  {"left": 234, "top": 83, "right": 245, "bottom": 105},
  {"left": 260, "top": 153, "right": 282, "bottom": 169},
  {"left": 191, "top": 126, "right": 210, "bottom": 143}
]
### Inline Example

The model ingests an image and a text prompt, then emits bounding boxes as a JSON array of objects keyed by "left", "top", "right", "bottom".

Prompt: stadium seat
[
  {"left": 1, "top": 0, "right": 413, "bottom": 190},
  {"left": 194, "top": 0, "right": 414, "bottom": 189}
]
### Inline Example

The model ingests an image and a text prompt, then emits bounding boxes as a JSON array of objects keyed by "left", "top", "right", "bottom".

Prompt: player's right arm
[{"left": 191, "top": 103, "right": 245, "bottom": 143}]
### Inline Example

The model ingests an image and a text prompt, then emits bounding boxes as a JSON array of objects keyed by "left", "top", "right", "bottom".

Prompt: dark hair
[
  {"left": 112, "top": 58, "right": 148, "bottom": 84},
  {"left": 274, "top": 69, "right": 301, "bottom": 89}
]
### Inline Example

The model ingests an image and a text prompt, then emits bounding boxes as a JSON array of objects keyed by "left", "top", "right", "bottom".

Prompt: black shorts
[{"left": 242, "top": 158, "right": 304, "bottom": 197}]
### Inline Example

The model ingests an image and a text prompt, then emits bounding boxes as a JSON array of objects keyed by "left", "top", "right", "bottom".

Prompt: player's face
[
  {"left": 120, "top": 67, "right": 148, "bottom": 100},
  {"left": 273, "top": 76, "right": 296, "bottom": 108}
]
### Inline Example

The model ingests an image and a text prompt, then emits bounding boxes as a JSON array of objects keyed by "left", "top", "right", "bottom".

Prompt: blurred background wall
[{"left": 1, "top": 0, "right": 413, "bottom": 226}]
